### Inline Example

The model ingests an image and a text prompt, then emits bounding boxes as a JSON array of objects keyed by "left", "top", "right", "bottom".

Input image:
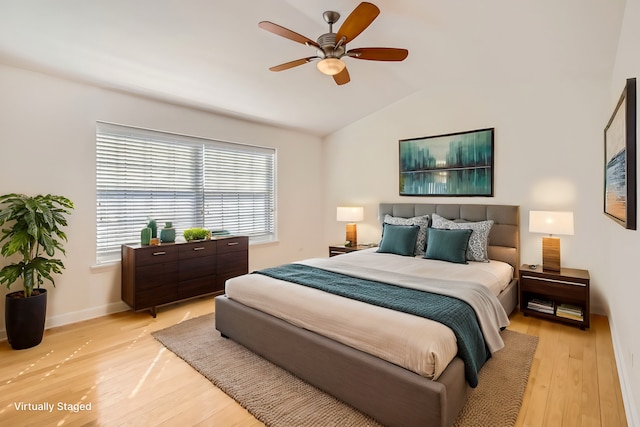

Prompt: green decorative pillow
[
  {"left": 377, "top": 224, "right": 420, "bottom": 257},
  {"left": 424, "top": 228, "right": 473, "bottom": 264},
  {"left": 431, "top": 213, "right": 494, "bottom": 262},
  {"left": 383, "top": 214, "right": 430, "bottom": 256}
]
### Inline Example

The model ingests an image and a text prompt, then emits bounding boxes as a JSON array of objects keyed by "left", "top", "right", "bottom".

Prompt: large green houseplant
[{"left": 0, "top": 193, "right": 73, "bottom": 349}]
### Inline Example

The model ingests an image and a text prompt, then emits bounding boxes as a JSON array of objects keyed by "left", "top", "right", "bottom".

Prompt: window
[{"left": 96, "top": 122, "right": 276, "bottom": 263}]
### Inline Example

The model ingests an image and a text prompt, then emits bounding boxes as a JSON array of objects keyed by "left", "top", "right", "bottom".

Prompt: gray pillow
[
  {"left": 424, "top": 228, "right": 473, "bottom": 264},
  {"left": 377, "top": 224, "right": 420, "bottom": 257},
  {"left": 431, "top": 213, "right": 494, "bottom": 262},
  {"left": 383, "top": 214, "right": 430, "bottom": 256}
]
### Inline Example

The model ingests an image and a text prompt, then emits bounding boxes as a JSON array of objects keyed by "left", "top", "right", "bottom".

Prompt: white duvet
[{"left": 224, "top": 248, "right": 512, "bottom": 380}]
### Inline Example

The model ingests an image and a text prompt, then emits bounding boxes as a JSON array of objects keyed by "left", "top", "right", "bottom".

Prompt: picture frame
[
  {"left": 399, "top": 128, "right": 494, "bottom": 196},
  {"left": 604, "top": 78, "right": 636, "bottom": 230}
]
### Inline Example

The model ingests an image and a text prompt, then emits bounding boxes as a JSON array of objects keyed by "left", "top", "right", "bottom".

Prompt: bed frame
[{"left": 215, "top": 203, "right": 520, "bottom": 427}]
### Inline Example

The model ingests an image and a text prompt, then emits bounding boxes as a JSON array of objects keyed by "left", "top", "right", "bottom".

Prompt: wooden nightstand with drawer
[
  {"left": 328, "top": 244, "right": 376, "bottom": 257},
  {"left": 519, "top": 264, "right": 590, "bottom": 329}
]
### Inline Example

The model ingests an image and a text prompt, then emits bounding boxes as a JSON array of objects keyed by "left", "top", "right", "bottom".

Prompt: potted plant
[
  {"left": 0, "top": 193, "right": 74, "bottom": 349},
  {"left": 183, "top": 227, "right": 209, "bottom": 241}
]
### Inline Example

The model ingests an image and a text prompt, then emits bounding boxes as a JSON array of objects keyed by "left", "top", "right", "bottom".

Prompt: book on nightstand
[
  {"left": 527, "top": 298, "right": 555, "bottom": 315},
  {"left": 556, "top": 303, "right": 584, "bottom": 321}
]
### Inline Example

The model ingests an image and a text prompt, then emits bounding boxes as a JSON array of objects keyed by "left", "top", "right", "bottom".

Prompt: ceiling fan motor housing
[{"left": 317, "top": 33, "right": 345, "bottom": 59}]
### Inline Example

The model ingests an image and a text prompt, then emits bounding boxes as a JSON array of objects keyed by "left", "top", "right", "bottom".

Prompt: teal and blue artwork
[
  {"left": 604, "top": 77, "right": 636, "bottom": 230},
  {"left": 399, "top": 128, "right": 494, "bottom": 196}
]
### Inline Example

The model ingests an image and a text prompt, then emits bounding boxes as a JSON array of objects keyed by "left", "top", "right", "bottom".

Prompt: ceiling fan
[{"left": 259, "top": 2, "right": 408, "bottom": 85}]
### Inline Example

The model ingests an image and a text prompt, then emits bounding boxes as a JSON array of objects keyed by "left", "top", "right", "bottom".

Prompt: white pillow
[{"left": 431, "top": 213, "right": 493, "bottom": 262}]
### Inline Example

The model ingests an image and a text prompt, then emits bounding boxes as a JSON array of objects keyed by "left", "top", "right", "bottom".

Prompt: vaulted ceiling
[{"left": 0, "top": 1, "right": 626, "bottom": 136}]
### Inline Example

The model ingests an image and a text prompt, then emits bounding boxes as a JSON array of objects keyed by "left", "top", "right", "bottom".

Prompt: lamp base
[
  {"left": 542, "top": 236, "right": 561, "bottom": 272},
  {"left": 345, "top": 223, "right": 358, "bottom": 247}
]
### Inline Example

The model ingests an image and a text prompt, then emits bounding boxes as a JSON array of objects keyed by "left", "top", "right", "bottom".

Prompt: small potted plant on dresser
[{"left": 0, "top": 193, "right": 74, "bottom": 349}]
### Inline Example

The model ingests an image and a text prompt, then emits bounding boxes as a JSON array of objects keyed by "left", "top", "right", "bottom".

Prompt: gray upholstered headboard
[{"left": 379, "top": 203, "right": 520, "bottom": 274}]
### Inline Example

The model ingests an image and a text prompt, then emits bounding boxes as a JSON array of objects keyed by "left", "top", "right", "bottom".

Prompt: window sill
[
  {"left": 90, "top": 261, "right": 120, "bottom": 273},
  {"left": 249, "top": 239, "right": 279, "bottom": 247}
]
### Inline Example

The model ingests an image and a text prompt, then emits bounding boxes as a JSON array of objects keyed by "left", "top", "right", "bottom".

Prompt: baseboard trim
[
  {"left": 0, "top": 301, "right": 130, "bottom": 342},
  {"left": 608, "top": 313, "right": 639, "bottom": 427}
]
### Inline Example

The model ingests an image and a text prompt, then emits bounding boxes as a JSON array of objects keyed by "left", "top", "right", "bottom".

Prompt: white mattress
[
  {"left": 224, "top": 249, "right": 512, "bottom": 380},
  {"left": 328, "top": 248, "right": 514, "bottom": 296}
]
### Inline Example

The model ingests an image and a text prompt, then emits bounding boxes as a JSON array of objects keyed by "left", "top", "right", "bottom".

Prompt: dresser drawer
[
  {"left": 217, "top": 237, "right": 248, "bottom": 254},
  {"left": 216, "top": 251, "right": 249, "bottom": 291},
  {"left": 217, "top": 251, "right": 248, "bottom": 275},
  {"left": 135, "top": 245, "right": 179, "bottom": 266},
  {"left": 521, "top": 275, "right": 587, "bottom": 301},
  {"left": 178, "top": 276, "right": 216, "bottom": 300},
  {"left": 179, "top": 240, "right": 217, "bottom": 259},
  {"left": 179, "top": 255, "right": 217, "bottom": 281},
  {"left": 137, "top": 284, "right": 178, "bottom": 309},
  {"left": 135, "top": 261, "right": 178, "bottom": 291}
]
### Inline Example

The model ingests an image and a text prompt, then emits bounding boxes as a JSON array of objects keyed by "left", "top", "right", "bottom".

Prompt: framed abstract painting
[
  {"left": 399, "top": 128, "right": 494, "bottom": 196},
  {"left": 604, "top": 78, "right": 636, "bottom": 230}
]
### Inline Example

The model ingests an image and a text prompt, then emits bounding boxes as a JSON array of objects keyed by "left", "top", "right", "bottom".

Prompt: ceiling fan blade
[
  {"left": 258, "top": 21, "right": 320, "bottom": 49},
  {"left": 269, "top": 57, "right": 318, "bottom": 72},
  {"left": 336, "top": 2, "right": 380, "bottom": 44},
  {"left": 333, "top": 67, "right": 351, "bottom": 85},
  {"left": 348, "top": 47, "right": 409, "bottom": 61}
]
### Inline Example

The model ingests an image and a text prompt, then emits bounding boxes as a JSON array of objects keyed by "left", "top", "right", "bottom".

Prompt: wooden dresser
[{"left": 121, "top": 236, "right": 248, "bottom": 316}]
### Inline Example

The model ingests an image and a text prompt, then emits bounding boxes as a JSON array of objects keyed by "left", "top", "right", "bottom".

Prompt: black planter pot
[{"left": 5, "top": 289, "right": 47, "bottom": 350}]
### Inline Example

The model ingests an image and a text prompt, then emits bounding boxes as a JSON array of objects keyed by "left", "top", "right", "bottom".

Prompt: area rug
[{"left": 152, "top": 314, "right": 537, "bottom": 427}]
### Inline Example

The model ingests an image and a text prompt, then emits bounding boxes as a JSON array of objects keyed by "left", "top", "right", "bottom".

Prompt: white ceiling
[{"left": 0, "top": 0, "right": 626, "bottom": 136}]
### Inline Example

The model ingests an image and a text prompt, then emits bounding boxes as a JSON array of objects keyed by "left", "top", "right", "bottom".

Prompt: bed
[{"left": 215, "top": 203, "right": 520, "bottom": 427}]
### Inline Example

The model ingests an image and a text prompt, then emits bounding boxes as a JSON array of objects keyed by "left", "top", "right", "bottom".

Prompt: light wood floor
[{"left": 0, "top": 296, "right": 628, "bottom": 427}]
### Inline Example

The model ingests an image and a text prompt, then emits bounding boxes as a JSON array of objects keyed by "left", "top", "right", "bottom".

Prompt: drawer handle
[
  {"left": 193, "top": 247, "right": 206, "bottom": 251},
  {"left": 227, "top": 242, "right": 239, "bottom": 246},
  {"left": 522, "top": 275, "right": 586, "bottom": 287},
  {"left": 152, "top": 251, "right": 166, "bottom": 256}
]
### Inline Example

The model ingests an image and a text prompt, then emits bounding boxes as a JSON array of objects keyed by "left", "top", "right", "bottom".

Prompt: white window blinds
[{"left": 96, "top": 122, "right": 276, "bottom": 263}]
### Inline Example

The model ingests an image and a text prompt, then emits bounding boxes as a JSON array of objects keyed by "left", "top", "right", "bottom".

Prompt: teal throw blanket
[{"left": 254, "top": 263, "right": 489, "bottom": 387}]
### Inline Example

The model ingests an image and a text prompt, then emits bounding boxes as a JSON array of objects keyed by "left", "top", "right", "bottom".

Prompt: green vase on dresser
[{"left": 160, "top": 222, "right": 176, "bottom": 243}]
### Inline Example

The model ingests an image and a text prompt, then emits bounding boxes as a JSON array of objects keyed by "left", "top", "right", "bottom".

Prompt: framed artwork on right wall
[{"left": 604, "top": 77, "right": 637, "bottom": 230}]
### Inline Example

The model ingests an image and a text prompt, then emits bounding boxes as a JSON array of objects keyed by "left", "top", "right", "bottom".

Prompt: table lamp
[
  {"left": 336, "top": 206, "right": 364, "bottom": 247},
  {"left": 529, "top": 211, "right": 574, "bottom": 271}
]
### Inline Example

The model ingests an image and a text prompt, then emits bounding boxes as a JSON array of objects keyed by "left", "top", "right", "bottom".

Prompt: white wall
[
  {"left": 323, "top": 77, "right": 609, "bottom": 308},
  {"left": 607, "top": 0, "right": 640, "bottom": 425},
  {"left": 0, "top": 63, "right": 325, "bottom": 333}
]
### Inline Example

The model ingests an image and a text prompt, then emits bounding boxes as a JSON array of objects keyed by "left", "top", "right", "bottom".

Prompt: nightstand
[
  {"left": 519, "top": 264, "right": 590, "bottom": 329},
  {"left": 328, "top": 244, "right": 376, "bottom": 257}
]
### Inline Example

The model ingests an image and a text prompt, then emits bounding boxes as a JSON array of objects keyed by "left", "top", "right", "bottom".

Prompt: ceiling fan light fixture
[{"left": 316, "top": 58, "right": 346, "bottom": 76}]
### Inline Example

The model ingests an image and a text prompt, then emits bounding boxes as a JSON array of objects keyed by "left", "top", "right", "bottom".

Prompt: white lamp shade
[
  {"left": 529, "top": 211, "right": 574, "bottom": 235},
  {"left": 336, "top": 206, "right": 364, "bottom": 223}
]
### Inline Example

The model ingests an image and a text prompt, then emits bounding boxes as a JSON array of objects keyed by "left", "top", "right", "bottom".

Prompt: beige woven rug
[{"left": 152, "top": 314, "right": 537, "bottom": 427}]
